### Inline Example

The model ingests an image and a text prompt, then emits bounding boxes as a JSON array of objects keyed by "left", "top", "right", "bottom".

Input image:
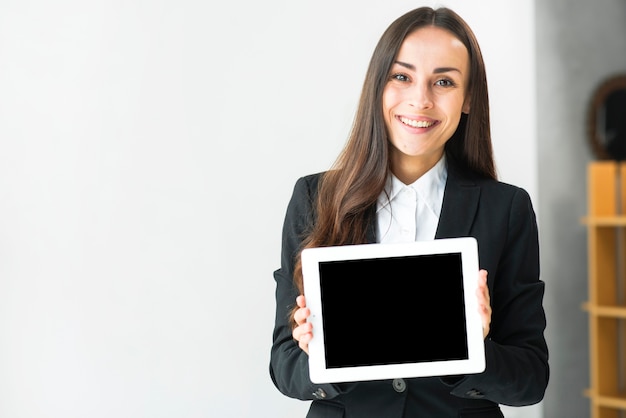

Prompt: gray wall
[{"left": 537, "top": 0, "right": 626, "bottom": 416}]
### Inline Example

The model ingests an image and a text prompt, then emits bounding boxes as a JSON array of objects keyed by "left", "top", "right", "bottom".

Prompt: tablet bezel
[{"left": 301, "top": 237, "right": 485, "bottom": 384}]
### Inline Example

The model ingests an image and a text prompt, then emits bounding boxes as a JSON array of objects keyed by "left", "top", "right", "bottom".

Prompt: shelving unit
[{"left": 582, "top": 161, "right": 626, "bottom": 418}]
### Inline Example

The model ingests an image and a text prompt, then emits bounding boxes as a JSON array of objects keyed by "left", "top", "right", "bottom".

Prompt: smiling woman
[{"left": 270, "top": 6, "right": 548, "bottom": 418}]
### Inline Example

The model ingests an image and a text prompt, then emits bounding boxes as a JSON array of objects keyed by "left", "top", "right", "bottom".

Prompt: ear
[{"left": 462, "top": 95, "right": 471, "bottom": 114}]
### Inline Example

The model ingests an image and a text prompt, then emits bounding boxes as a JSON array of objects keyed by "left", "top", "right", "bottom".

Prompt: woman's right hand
[{"left": 292, "top": 295, "right": 313, "bottom": 354}]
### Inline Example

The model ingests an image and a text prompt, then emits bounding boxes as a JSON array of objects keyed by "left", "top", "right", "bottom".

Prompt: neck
[{"left": 390, "top": 152, "right": 443, "bottom": 184}]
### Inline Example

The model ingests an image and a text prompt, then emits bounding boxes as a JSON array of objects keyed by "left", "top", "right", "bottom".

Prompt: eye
[
  {"left": 390, "top": 73, "right": 410, "bottom": 82},
  {"left": 435, "top": 78, "right": 456, "bottom": 87}
]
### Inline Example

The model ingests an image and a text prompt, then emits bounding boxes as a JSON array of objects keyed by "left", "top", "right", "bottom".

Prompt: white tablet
[{"left": 301, "top": 237, "right": 485, "bottom": 384}]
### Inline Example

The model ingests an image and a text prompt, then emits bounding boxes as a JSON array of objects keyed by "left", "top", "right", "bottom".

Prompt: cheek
[
  {"left": 443, "top": 95, "right": 467, "bottom": 118},
  {"left": 382, "top": 84, "right": 402, "bottom": 104},
  {"left": 381, "top": 89, "right": 391, "bottom": 112},
  {"left": 382, "top": 89, "right": 402, "bottom": 120},
  {"left": 381, "top": 95, "right": 392, "bottom": 125},
  {"left": 462, "top": 97, "right": 470, "bottom": 113}
]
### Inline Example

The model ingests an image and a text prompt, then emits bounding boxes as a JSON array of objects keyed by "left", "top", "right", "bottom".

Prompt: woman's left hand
[{"left": 476, "top": 269, "right": 491, "bottom": 339}]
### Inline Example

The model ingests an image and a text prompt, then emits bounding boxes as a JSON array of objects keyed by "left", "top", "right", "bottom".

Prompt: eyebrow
[{"left": 394, "top": 61, "right": 462, "bottom": 74}]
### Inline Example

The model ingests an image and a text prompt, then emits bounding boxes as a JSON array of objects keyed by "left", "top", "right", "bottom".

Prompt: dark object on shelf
[{"left": 588, "top": 74, "right": 626, "bottom": 160}]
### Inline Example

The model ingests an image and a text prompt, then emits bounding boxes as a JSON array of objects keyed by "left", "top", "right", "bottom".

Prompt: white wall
[{"left": 0, "top": 1, "right": 539, "bottom": 417}]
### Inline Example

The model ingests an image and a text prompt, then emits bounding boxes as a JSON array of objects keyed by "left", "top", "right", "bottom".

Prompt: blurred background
[{"left": 0, "top": 0, "right": 624, "bottom": 417}]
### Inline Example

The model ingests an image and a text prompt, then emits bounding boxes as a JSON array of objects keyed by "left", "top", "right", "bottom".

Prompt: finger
[
  {"left": 293, "top": 295, "right": 313, "bottom": 354},
  {"left": 476, "top": 270, "right": 489, "bottom": 300},
  {"left": 298, "top": 332, "right": 311, "bottom": 355},
  {"left": 293, "top": 306, "right": 310, "bottom": 326},
  {"left": 292, "top": 320, "right": 311, "bottom": 338},
  {"left": 477, "top": 299, "right": 491, "bottom": 338},
  {"left": 478, "top": 269, "right": 488, "bottom": 288},
  {"left": 476, "top": 270, "right": 491, "bottom": 338},
  {"left": 292, "top": 323, "right": 313, "bottom": 355}
]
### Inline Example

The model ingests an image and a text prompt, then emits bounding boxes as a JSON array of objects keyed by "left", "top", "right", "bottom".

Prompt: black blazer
[{"left": 270, "top": 160, "right": 549, "bottom": 418}]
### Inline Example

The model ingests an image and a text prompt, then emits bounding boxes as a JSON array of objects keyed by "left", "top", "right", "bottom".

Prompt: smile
[{"left": 399, "top": 116, "right": 435, "bottom": 128}]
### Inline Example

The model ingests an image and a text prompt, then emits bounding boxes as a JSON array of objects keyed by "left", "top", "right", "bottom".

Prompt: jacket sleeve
[
  {"left": 269, "top": 175, "right": 346, "bottom": 401},
  {"left": 445, "top": 187, "right": 549, "bottom": 406}
]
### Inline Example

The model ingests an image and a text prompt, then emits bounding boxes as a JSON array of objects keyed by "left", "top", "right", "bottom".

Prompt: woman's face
[{"left": 382, "top": 26, "right": 470, "bottom": 182}]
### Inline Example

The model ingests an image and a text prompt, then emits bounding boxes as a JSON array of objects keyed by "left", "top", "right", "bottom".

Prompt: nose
[{"left": 408, "top": 83, "right": 433, "bottom": 109}]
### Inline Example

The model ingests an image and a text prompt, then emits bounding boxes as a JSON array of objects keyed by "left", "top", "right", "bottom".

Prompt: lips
[{"left": 399, "top": 116, "right": 435, "bottom": 128}]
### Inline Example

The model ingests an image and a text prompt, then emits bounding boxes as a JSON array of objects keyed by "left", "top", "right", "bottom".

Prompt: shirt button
[
  {"left": 312, "top": 388, "right": 327, "bottom": 399},
  {"left": 392, "top": 378, "right": 406, "bottom": 393}
]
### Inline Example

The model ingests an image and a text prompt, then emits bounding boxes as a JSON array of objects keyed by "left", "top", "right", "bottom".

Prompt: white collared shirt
[{"left": 376, "top": 156, "right": 448, "bottom": 243}]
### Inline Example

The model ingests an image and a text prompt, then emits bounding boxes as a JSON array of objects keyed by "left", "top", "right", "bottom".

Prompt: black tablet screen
[{"left": 318, "top": 252, "right": 468, "bottom": 368}]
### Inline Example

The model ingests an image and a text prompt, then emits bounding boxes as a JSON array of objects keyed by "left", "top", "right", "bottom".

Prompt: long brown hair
[{"left": 291, "top": 7, "right": 496, "bottom": 323}]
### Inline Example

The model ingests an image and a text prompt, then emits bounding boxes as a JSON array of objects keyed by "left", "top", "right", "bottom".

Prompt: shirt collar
[{"left": 377, "top": 155, "right": 448, "bottom": 215}]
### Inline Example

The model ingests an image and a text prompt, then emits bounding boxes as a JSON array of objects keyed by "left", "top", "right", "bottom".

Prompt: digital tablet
[{"left": 301, "top": 237, "right": 485, "bottom": 384}]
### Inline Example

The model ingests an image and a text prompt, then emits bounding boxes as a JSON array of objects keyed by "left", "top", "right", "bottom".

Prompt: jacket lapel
[{"left": 435, "top": 162, "right": 480, "bottom": 239}]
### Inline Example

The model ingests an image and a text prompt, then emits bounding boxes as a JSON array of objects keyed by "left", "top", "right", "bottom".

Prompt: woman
[{"left": 270, "top": 6, "right": 549, "bottom": 418}]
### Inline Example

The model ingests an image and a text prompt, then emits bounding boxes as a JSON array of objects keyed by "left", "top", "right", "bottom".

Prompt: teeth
[{"left": 400, "top": 117, "right": 433, "bottom": 128}]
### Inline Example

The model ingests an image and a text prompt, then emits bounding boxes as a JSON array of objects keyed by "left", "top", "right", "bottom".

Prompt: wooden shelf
[
  {"left": 583, "top": 303, "right": 626, "bottom": 318},
  {"left": 584, "top": 162, "right": 626, "bottom": 418},
  {"left": 584, "top": 389, "right": 626, "bottom": 409},
  {"left": 582, "top": 216, "right": 626, "bottom": 226}
]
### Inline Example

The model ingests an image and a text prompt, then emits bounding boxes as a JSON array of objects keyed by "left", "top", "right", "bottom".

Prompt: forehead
[{"left": 396, "top": 26, "right": 469, "bottom": 69}]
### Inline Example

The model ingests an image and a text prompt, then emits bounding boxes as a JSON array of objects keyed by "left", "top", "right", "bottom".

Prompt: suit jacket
[{"left": 270, "top": 160, "right": 549, "bottom": 418}]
